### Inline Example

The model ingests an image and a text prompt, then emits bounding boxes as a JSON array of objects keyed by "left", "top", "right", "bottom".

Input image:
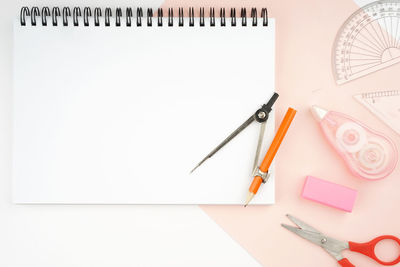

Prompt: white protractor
[{"left": 333, "top": 0, "right": 400, "bottom": 85}]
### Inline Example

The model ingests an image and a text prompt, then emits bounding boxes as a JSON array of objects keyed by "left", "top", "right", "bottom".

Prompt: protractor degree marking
[
  {"left": 380, "top": 17, "right": 391, "bottom": 49},
  {"left": 358, "top": 30, "right": 384, "bottom": 53},
  {"left": 395, "top": 17, "right": 400, "bottom": 47},
  {"left": 371, "top": 20, "right": 388, "bottom": 50},
  {"left": 350, "top": 56, "right": 400, "bottom": 76},
  {"left": 364, "top": 22, "right": 386, "bottom": 51},
  {"left": 350, "top": 51, "right": 382, "bottom": 58},
  {"left": 352, "top": 35, "right": 382, "bottom": 55},
  {"left": 351, "top": 43, "right": 381, "bottom": 56},
  {"left": 350, "top": 60, "right": 381, "bottom": 68}
]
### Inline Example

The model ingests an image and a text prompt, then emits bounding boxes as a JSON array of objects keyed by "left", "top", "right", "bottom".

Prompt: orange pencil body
[{"left": 245, "top": 107, "right": 296, "bottom": 205}]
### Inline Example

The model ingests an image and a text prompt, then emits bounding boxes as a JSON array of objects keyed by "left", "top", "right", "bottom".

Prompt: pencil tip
[{"left": 244, "top": 192, "right": 254, "bottom": 206}]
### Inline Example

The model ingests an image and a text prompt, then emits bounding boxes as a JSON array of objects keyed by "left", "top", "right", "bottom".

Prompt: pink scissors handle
[{"left": 348, "top": 235, "right": 400, "bottom": 266}]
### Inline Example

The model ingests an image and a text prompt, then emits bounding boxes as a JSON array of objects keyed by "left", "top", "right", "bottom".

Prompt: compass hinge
[{"left": 252, "top": 167, "right": 270, "bottom": 183}]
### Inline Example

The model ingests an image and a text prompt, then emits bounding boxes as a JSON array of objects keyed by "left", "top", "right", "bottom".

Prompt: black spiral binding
[
  {"left": 157, "top": 8, "right": 163, "bottom": 26},
  {"left": 83, "top": 7, "right": 91, "bottom": 26},
  {"left": 251, "top": 8, "right": 257, "bottom": 26},
  {"left": 20, "top": 6, "right": 268, "bottom": 27},
  {"left": 73, "top": 7, "right": 81, "bottom": 26},
  {"left": 62, "top": 7, "right": 71, "bottom": 26},
  {"left": 230, "top": 8, "right": 236, "bottom": 26},
  {"left": 94, "top": 7, "right": 101, "bottom": 26},
  {"left": 52, "top": 7, "right": 60, "bottom": 26},
  {"left": 220, "top": 8, "right": 226, "bottom": 27},
  {"left": 137, "top": 7, "right": 143, "bottom": 26},
  {"left": 20, "top": 7, "right": 30, "bottom": 26},
  {"left": 116, "top": 8, "right": 122, "bottom": 26},
  {"left": 42, "top": 7, "right": 50, "bottom": 26},
  {"left": 168, "top": 8, "right": 173, "bottom": 27},
  {"left": 178, "top": 8, "right": 184, "bottom": 27},
  {"left": 31, "top": 7, "right": 39, "bottom": 26},
  {"left": 241, "top": 8, "right": 246, "bottom": 26},
  {"left": 262, "top": 8, "right": 268, "bottom": 26},
  {"left": 189, "top": 7, "right": 194, "bottom": 27},
  {"left": 199, "top": 8, "right": 205, "bottom": 27},
  {"left": 105, "top": 8, "right": 112, "bottom": 26},
  {"left": 126, "top": 8, "right": 132, "bottom": 27},
  {"left": 210, "top": 8, "right": 215, "bottom": 27},
  {"left": 147, "top": 8, "right": 153, "bottom": 26}
]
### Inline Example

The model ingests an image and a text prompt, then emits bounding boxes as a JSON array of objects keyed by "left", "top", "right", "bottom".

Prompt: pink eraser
[{"left": 301, "top": 176, "right": 357, "bottom": 212}]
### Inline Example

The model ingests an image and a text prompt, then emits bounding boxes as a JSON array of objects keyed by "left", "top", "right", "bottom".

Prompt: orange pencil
[{"left": 245, "top": 107, "right": 297, "bottom": 206}]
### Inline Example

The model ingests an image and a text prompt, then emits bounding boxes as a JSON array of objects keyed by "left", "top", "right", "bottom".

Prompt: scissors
[{"left": 282, "top": 214, "right": 400, "bottom": 267}]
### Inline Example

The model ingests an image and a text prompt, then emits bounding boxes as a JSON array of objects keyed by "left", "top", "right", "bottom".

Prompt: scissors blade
[
  {"left": 282, "top": 215, "right": 349, "bottom": 261},
  {"left": 281, "top": 224, "right": 325, "bottom": 247},
  {"left": 190, "top": 114, "right": 255, "bottom": 173},
  {"left": 285, "top": 214, "right": 322, "bottom": 234},
  {"left": 252, "top": 121, "right": 266, "bottom": 172}
]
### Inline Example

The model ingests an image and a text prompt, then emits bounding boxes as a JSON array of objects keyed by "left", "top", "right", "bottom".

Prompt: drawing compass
[{"left": 190, "top": 92, "right": 279, "bottom": 173}]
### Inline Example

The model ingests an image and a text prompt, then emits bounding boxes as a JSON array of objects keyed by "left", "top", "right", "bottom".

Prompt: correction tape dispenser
[{"left": 311, "top": 106, "right": 398, "bottom": 180}]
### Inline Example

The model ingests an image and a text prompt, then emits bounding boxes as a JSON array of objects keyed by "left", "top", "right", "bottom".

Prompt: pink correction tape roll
[
  {"left": 302, "top": 176, "right": 357, "bottom": 212},
  {"left": 311, "top": 106, "right": 398, "bottom": 180}
]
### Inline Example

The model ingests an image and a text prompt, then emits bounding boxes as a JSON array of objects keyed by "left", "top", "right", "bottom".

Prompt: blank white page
[{"left": 13, "top": 16, "right": 275, "bottom": 204}]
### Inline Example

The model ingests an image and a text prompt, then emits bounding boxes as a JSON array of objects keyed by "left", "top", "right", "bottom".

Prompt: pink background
[{"left": 161, "top": 0, "right": 400, "bottom": 266}]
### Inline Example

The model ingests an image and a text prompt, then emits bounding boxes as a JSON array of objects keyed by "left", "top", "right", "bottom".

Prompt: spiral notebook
[{"left": 13, "top": 6, "right": 275, "bottom": 204}]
